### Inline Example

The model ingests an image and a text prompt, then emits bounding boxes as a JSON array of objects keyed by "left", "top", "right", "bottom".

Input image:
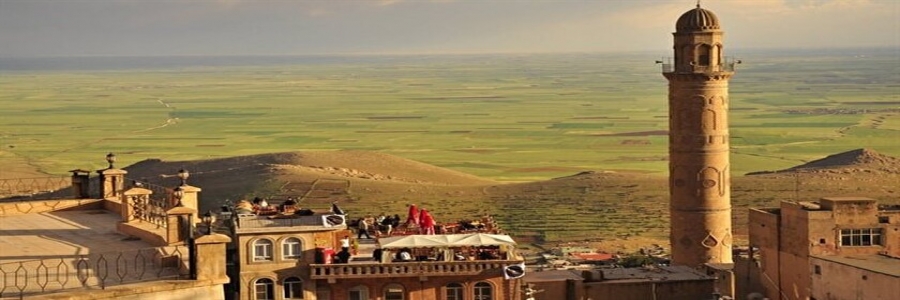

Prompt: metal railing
[
  {"left": 125, "top": 179, "right": 174, "bottom": 228},
  {"left": 310, "top": 260, "right": 519, "bottom": 279},
  {"left": 660, "top": 56, "right": 739, "bottom": 73},
  {"left": 126, "top": 178, "right": 173, "bottom": 202},
  {"left": 0, "top": 177, "right": 72, "bottom": 201},
  {"left": 0, "top": 245, "right": 190, "bottom": 299}
]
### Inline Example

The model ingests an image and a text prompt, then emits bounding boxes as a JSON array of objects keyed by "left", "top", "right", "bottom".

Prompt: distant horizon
[
  {"left": 2, "top": 45, "right": 895, "bottom": 59},
  {"left": 2, "top": 1, "right": 897, "bottom": 58},
  {"left": 2, "top": 46, "right": 895, "bottom": 72}
]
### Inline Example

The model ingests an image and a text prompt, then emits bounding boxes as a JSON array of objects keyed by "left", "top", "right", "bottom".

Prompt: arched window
[
  {"left": 283, "top": 277, "right": 303, "bottom": 299},
  {"left": 253, "top": 239, "right": 274, "bottom": 261},
  {"left": 474, "top": 282, "right": 493, "bottom": 300},
  {"left": 349, "top": 285, "right": 369, "bottom": 300},
  {"left": 698, "top": 44, "right": 712, "bottom": 66},
  {"left": 254, "top": 278, "right": 275, "bottom": 300},
  {"left": 383, "top": 284, "right": 404, "bottom": 300},
  {"left": 445, "top": 283, "right": 464, "bottom": 300},
  {"left": 283, "top": 237, "right": 302, "bottom": 259}
]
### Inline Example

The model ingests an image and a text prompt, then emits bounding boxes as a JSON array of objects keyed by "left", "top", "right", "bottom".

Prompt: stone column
[
  {"left": 97, "top": 168, "right": 127, "bottom": 200},
  {"left": 176, "top": 185, "right": 202, "bottom": 223},
  {"left": 69, "top": 169, "right": 91, "bottom": 199},
  {"left": 193, "top": 233, "right": 232, "bottom": 284},
  {"left": 166, "top": 206, "right": 196, "bottom": 245}
]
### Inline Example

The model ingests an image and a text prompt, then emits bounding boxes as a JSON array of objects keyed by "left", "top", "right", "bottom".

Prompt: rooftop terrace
[
  {"left": 811, "top": 254, "right": 900, "bottom": 277},
  {"left": 0, "top": 209, "right": 151, "bottom": 263}
]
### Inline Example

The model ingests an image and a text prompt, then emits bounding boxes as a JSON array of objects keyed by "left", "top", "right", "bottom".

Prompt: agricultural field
[
  {"left": 2, "top": 48, "right": 899, "bottom": 248},
  {"left": 1, "top": 48, "right": 898, "bottom": 181}
]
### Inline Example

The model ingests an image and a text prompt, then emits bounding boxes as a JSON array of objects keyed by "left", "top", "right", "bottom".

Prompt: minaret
[{"left": 663, "top": 4, "right": 734, "bottom": 267}]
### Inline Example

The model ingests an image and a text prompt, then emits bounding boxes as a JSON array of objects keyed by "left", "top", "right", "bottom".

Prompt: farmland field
[{"left": 1, "top": 47, "right": 899, "bottom": 181}]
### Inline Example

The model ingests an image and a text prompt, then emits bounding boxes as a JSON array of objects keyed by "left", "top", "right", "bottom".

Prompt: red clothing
[{"left": 405, "top": 204, "right": 419, "bottom": 226}]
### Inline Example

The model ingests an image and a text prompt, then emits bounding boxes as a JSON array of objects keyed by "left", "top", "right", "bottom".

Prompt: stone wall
[
  {"left": 28, "top": 279, "right": 226, "bottom": 300},
  {"left": 583, "top": 279, "right": 714, "bottom": 300},
  {"left": 810, "top": 256, "right": 899, "bottom": 300},
  {"left": 316, "top": 275, "right": 515, "bottom": 300}
]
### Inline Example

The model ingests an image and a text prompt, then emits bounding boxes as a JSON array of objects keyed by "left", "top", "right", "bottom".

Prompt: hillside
[
  {"left": 117, "top": 149, "right": 900, "bottom": 252},
  {"left": 746, "top": 148, "right": 900, "bottom": 175}
]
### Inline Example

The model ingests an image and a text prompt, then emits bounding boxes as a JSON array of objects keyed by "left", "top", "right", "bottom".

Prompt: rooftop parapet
[{"left": 232, "top": 213, "right": 347, "bottom": 233}]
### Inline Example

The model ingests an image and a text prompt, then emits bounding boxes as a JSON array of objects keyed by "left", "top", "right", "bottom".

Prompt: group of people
[
  {"left": 232, "top": 197, "right": 313, "bottom": 217},
  {"left": 357, "top": 204, "right": 440, "bottom": 238},
  {"left": 387, "top": 246, "right": 503, "bottom": 263},
  {"left": 355, "top": 213, "right": 403, "bottom": 239},
  {"left": 354, "top": 205, "right": 502, "bottom": 239}
]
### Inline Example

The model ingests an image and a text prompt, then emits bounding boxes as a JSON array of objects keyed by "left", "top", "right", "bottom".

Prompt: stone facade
[
  {"left": 749, "top": 197, "right": 900, "bottom": 300},
  {"left": 810, "top": 255, "right": 900, "bottom": 300},
  {"left": 229, "top": 216, "right": 525, "bottom": 300},
  {"left": 232, "top": 227, "right": 345, "bottom": 300},
  {"left": 664, "top": 5, "right": 734, "bottom": 267}
]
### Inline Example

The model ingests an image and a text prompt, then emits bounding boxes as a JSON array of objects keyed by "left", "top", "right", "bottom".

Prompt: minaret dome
[{"left": 676, "top": 5, "right": 720, "bottom": 32}]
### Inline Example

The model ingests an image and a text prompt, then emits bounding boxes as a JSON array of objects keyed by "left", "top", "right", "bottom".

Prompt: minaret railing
[{"left": 660, "top": 56, "right": 739, "bottom": 73}]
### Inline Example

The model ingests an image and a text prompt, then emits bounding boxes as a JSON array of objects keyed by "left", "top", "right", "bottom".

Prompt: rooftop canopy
[{"left": 378, "top": 233, "right": 517, "bottom": 249}]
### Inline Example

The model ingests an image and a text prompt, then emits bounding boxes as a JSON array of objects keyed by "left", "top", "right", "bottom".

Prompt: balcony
[
  {"left": 660, "top": 56, "right": 739, "bottom": 74},
  {"left": 310, "top": 259, "right": 522, "bottom": 280}
]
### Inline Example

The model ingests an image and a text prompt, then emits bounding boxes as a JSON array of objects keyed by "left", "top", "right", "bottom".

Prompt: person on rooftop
[
  {"left": 405, "top": 204, "right": 419, "bottom": 227},
  {"left": 340, "top": 235, "right": 350, "bottom": 252},
  {"left": 357, "top": 217, "right": 372, "bottom": 239}
]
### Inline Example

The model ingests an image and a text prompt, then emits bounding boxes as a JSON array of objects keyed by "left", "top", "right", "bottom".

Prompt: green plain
[{"left": 1, "top": 50, "right": 898, "bottom": 180}]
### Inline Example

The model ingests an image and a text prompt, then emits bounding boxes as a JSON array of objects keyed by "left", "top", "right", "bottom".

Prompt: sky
[{"left": 1, "top": 0, "right": 898, "bottom": 57}]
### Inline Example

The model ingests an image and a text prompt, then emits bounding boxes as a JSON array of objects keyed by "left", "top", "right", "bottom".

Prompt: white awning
[{"left": 378, "top": 233, "right": 517, "bottom": 249}]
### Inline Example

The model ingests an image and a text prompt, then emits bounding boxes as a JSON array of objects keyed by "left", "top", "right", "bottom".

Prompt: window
[
  {"left": 349, "top": 285, "right": 369, "bottom": 300},
  {"left": 840, "top": 229, "right": 882, "bottom": 246},
  {"left": 383, "top": 284, "right": 404, "bottom": 300},
  {"left": 814, "top": 265, "right": 821, "bottom": 275},
  {"left": 697, "top": 44, "right": 711, "bottom": 66},
  {"left": 474, "top": 282, "right": 493, "bottom": 300},
  {"left": 254, "top": 278, "right": 274, "bottom": 300},
  {"left": 283, "top": 237, "right": 302, "bottom": 259},
  {"left": 445, "top": 283, "right": 463, "bottom": 300},
  {"left": 253, "top": 239, "right": 274, "bottom": 261},
  {"left": 284, "top": 277, "right": 303, "bottom": 299}
]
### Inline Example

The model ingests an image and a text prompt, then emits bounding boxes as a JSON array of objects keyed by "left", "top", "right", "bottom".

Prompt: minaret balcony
[{"left": 660, "top": 57, "right": 739, "bottom": 74}]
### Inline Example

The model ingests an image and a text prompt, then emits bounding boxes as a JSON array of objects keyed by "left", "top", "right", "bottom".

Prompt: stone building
[
  {"left": 1, "top": 160, "right": 527, "bottom": 300},
  {"left": 218, "top": 207, "right": 526, "bottom": 300},
  {"left": 0, "top": 163, "right": 231, "bottom": 300},
  {"left": 662, "top": 4, "right": 737, "bottom": 268},
  {"left": 749, "top": 197, "right": 900, "bottom": 300},
  {"left": 520, "top": 266, "right": 717, "bottom": 300}
]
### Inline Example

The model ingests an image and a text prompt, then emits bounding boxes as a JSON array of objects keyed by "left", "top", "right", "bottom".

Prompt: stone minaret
[{"left": 663, "top": 4, "right": 734, "bottom": 266}]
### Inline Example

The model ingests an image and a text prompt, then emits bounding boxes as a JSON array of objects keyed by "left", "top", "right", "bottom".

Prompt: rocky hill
[
  {"left": 122, "top": 151, "right": 497, "bottom": 208},
  {"left": 746, "top": 148, "right": 900, "bottom": 175}
]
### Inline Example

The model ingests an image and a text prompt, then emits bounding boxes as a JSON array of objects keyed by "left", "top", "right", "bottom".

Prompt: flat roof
[
  {"left": 233, "top": 213, "right": 347, "bottom": 233},
  {"left": 811, "top": 254, "right": 900, "bottom": 277},
  {"left": 599, "top": 265, "right": 714, "bottom": 282},
  {"left": 523, "top": 269, "right": 584, "bottom": 283},
  {"left": 0, "top": 209, "right": 153, "bottom": 263},
  {"left": 821, "top": 197, "right": 877, "bottom": 202}
]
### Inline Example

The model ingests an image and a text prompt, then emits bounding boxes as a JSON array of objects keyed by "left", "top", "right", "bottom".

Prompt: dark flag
[{"left": 331, "top": 202, "right": 345, "bottom": 215}]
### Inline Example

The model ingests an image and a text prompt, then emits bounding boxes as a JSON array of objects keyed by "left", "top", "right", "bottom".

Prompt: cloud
[{"left": 377, "top": 0, "right": 404, "bottom": 6}]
